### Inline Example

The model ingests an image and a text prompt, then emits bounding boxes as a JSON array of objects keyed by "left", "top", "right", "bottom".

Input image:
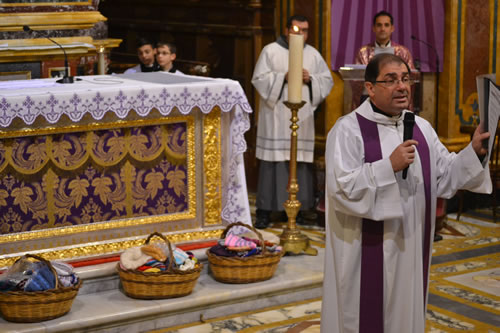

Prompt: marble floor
[{"left": 149, "top": 208, "right": 499, "bottom": 333}]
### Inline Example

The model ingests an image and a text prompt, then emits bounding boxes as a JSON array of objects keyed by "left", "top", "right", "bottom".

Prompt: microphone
[
  {"left": 411, "top": 34, "right": 440, "bottom": 132},
  {"left": 402, "top": 112, "right": 415, "bottom": 179},
  {"left": 411, "top": 35, "right": 440, "bottom": 72},
  {"left": 23, "top": 25, "right": 74, "bottom": 84}
]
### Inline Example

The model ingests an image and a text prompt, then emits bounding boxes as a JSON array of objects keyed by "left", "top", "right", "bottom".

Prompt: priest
[
  {"left": 321, "top": 53, "right": 491, "bottom": 333},
  {"left": 251, "top": 14, "right": 333, "bottom": 228},
  {"left": 355, "top": 11, "right": 414, "bottom": 69}
]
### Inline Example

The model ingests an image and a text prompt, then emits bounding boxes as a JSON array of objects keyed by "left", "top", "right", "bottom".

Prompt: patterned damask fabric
[{"left": 0, "top": 123, "right": 187, "bottom": 234}]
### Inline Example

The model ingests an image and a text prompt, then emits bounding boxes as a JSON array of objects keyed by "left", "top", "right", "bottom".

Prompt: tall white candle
[
  {"left": 288, "top": 32, "right": 304, "bottom": 103},
  {"left": 98, "top": 46, "right": 106, "bottom": 75}
]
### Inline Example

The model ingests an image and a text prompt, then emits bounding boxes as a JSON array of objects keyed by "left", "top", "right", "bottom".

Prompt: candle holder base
[{"left": 279, "top": 227, "right": 318, "bottom": 256}]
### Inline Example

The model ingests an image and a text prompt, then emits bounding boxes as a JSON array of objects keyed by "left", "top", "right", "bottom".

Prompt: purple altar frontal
[{"left": 0, "top": 72, "right": 252, "bottom": 268}]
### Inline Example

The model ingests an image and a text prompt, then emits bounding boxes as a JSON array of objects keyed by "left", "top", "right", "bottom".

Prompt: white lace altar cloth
[{"left": 0, "top": 72, "right": 253, "bottom": 226}]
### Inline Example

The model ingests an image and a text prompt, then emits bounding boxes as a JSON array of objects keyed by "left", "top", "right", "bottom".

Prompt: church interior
[{"left": 0, "top": 0, "right": 498, "bottom": 332}]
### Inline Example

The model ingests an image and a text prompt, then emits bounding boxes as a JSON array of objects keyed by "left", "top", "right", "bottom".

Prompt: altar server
[
  {"left": 321, "top": 53, "right": 491, "bottom": 333},
  {"left": 124, "top": 38, "right": 160, "bottom": 74},
  {"left": 251, "top": 14, "right": 333, "bottom": 228},
  {"left": 156, "top": 42, "right": 182, "bottom": 74}
]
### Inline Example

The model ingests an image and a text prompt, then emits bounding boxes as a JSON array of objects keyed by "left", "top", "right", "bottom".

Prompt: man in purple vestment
[
  {"left": 355, "top": 11, "right": 414, "bottom": 69},
  {"left": 321, "top": 53, "right": 491, "bottom": 333}
]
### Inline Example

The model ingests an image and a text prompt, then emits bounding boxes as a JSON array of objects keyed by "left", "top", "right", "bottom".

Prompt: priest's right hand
[{"left": 390, "top": 140, "right": 419, "bottom": 172}]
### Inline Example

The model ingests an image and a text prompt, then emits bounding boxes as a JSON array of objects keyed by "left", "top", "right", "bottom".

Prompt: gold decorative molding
[
  {"left": 0, "top": 11, "right": 106, "bottom": 32},
  {"left": 0, "top": 36, "right": 95, "bottom": 63},
  {"left": 0, "top": 0, "right": 91, "bottom": 7},
  {"left": 439, "top": 135, "right": 470, "bottom": 153},
  {"left": 92, "top": 38, "right": 123, "bottom": 51},
  {"left": 203, "top": 108, "right": 222, "bottom": 225},
  {"left": 0, "top": 228, "right": 223, "bottom": 269}
]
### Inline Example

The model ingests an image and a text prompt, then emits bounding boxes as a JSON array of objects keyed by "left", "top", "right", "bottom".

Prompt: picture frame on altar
[
  {"left": 0, "top": 70, "right": 31, "bottom": 81},
  {"left": 49, "top": 66, "right": 70, "bottom": 78}
]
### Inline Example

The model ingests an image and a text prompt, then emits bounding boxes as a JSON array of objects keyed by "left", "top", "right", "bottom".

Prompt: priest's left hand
[{"left": 471, "top": 125, "right": 490, "bottom": 157}]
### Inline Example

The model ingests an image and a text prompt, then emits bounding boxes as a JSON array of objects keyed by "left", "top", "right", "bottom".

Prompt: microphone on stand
[
  {"left": 411, "top": 35, "right": 439, "bottom": 130},
  {"left": 411, "top": 35, "right": 439, "bottom": 73},
  {"left": 402, "top": 112, "right": 415, "bottom": 180},
  {"left": 23, "top": 25, "right": 74, "bottom": 84}
]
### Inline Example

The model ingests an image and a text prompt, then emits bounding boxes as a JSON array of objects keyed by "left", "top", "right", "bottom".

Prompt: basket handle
[
  {"left": 144, "top": 232, "right": 176, "bottom": 273},
  {"left": 14, "top": 254, "right": 61, "bottom": 289},
  {"left": 220, "top": 222, "right": 268, "bottom": 255}
]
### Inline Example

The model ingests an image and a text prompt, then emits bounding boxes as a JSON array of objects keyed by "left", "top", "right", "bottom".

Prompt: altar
[{"left": 0, "top": 72, "right": 253, "bottom": 268}]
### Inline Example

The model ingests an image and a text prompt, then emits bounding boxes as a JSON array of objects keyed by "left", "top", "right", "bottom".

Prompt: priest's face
[
  {"left": 365, "top": 62, "right": 411, "bottom": 116},
  {"left": 373, "top": 15, "right": 394, "bottom": 45},
  {"left": 286, "top": 20, "right": 309, "bottom": 43},
  {"left": 137, "top": 44, "right": 156, "bottom": 66}
]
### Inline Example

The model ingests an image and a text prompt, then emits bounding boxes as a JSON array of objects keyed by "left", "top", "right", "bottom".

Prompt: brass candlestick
[{"left": 279, "top": 101, "right": 318, "bottom": 256}]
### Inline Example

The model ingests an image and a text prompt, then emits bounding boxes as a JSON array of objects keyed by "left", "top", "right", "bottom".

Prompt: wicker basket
[
  {"left": 117, "top": 232, "right": 202, "bottom": 299},
  {"left": 206, "top": 222, "right": 283, "bottom": 283},
  {"left": 0, "top": 254, "right": 82, "bottom": 323}
]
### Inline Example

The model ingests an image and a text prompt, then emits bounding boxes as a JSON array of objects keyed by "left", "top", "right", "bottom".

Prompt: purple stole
[{"left": 356, "top": 113, "right": 432, "bottom": 333}]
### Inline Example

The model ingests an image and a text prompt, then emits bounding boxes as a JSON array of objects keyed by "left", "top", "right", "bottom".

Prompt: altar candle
[
  {"left": 98, "top": 46, "right": 106, "bottom": 75},
  {"left": 288, "top": 27, "right": 303, "bottom": 103}
]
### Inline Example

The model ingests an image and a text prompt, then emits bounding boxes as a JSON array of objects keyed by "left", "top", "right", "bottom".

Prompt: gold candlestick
[{"left": 279, "top": 101, "right": 318, "bottom": 256}]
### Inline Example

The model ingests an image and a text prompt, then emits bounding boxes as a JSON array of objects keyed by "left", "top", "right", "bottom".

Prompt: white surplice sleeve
[
  {"left": 309, "top": 49, "right": 334, "bottom": 108},
  {"left": 422, "top": 120, "right": 493, "bottom": 198},
  {"left": 251, "top": 46, "right": 285, "bottom": 110},
  {"left": 325, "top": 116, "right": 404, "bottom": 221}
]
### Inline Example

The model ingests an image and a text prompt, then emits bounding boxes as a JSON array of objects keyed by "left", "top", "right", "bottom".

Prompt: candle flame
[{"left": 292, "top": 25, "right": 300, "bottom": 33}]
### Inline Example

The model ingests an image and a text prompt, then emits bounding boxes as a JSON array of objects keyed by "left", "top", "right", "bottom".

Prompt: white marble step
[{"left": 0, "top": 248, "right": 324, "bottom": 333}]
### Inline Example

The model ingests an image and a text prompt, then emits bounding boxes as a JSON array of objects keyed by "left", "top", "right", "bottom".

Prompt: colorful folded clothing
[
  {"left": 209, "top": 243, "right": 238, "bottom": 257},
  {"left": 224, "top": 234, "right": 257, "bottom": 249},
  {"left": 137, "top": 259, "right": 167, "bottom": 272},
  {"left": 25, "top": 264, "right": 56, "bottom": 292},
  {"left": 120, "top": 247, "right": 152, "bottom": 270},
  {"left": 242, "top": 237, "right": 276, "bottom": 247},
  {"left": 172, "top": 248, "right": 190, "bottom": 266},
  {"left": 52, "top": 261, "right": 79, "bottom": 287}
]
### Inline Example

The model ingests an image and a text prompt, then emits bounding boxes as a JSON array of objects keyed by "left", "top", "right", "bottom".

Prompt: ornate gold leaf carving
[{"left": 203, "top": 108, "right": 221, "bottom": 225}]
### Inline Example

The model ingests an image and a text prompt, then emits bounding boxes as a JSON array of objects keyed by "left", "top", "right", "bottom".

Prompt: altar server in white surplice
[
  {"left": 251, "top": 14, "right": 333, "bottom": 229},
  {"left": 321, "top": 53, "right": 491, "bottom": 333}
]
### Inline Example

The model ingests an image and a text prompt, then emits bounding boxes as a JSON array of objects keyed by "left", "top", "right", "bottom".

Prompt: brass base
[{"left": 279, "top": 227, "right": 318, "bottom": 255}]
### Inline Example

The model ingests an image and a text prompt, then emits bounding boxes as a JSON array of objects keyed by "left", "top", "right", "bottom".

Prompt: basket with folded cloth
[
  {"left": 206, "top": 222, "right": 284, "bottom": 283},
  {"left": 117, "top": 232, "right": 202, "bottom": 299},
  {"left": 0, "top": 254, "right": 81, "bottom": 323}
]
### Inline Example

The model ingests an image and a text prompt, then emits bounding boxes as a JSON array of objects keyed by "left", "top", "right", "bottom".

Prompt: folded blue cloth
[{"left": 25, "top": 265, "right": 56, "bottom": 292}]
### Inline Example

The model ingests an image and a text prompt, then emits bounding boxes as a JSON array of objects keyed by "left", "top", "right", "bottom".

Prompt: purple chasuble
[{"left": 355, "top": 113, "right": 432, "bottom": 333}]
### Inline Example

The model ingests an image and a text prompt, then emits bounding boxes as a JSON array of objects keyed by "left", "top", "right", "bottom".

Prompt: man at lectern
[
  {"left": 355, "top": 10, "right": 414, "bottom": 69},
  {"left": 251, "top": 14, "right": 333, "bottom": 229}
]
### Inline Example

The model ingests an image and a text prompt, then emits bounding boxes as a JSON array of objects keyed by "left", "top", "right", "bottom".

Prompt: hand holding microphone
[{"left": 390, "top": 112, "right": 417, "bottom": 178}]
